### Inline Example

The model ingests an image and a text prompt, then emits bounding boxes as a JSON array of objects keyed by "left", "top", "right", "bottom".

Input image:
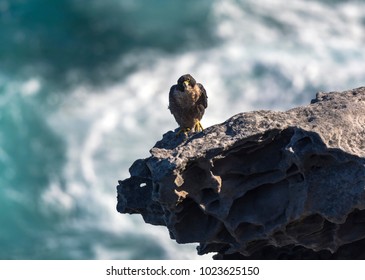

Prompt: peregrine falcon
[{"left": 168, "top": 74, "right": 208, "bottom": 135}]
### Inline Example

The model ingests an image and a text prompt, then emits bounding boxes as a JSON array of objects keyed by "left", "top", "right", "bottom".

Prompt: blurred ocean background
[{"left": 0, "top": 0, "right": 364, "bottom": 259}]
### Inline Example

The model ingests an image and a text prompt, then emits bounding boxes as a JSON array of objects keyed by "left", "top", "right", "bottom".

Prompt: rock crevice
[{"left": 117, "top": 87, "right": 365, "bottom": 259}]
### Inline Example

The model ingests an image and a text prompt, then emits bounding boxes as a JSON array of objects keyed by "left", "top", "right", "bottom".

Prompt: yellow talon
[
  {"left": 176, "top": 127, "right": 190, "bottom": 137},
  {"left": 176, "top": 122, "right": 203, "bottom": 137},
  {"left": 193, "top": 121, "right": 204, "bottom": 132}
]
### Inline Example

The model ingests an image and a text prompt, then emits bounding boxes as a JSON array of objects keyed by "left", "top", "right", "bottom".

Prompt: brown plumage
[{"left": 168, "top": 74, "right": 207, "bottom": 134}]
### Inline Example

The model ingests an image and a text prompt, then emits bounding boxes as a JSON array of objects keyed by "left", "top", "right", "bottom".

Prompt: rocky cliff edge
[{"left": 117, "top": 87, "right": 365, "bottom": 259}]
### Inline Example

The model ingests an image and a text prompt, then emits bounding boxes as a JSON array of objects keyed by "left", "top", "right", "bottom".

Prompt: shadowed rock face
[{"left": 117, "top": 87, "right": 365, "bottom": 259}]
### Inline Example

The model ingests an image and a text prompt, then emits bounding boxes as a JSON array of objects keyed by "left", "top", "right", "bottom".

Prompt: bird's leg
[
  {"left": 193, "top": 121, "right": 204, "bottom": 132},
  {"left": 176, "top": 127, "right": 190, "bottom": 137}
]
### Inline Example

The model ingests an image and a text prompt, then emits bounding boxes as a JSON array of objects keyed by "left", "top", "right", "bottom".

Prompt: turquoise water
[{"left": 0, "top": 0, "right": 364, "bottom": 259}]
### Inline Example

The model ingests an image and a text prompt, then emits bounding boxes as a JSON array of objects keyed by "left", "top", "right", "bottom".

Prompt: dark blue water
[{"left": 0, "top": 0, "right": 364, "bottom": 259}]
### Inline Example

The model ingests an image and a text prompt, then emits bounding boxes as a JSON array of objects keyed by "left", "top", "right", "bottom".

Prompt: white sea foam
[{"left": 45, "top": 0, "right": 365, "bottom": 259}]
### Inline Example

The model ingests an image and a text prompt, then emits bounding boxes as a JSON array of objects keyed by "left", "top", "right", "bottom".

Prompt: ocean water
[{"left": 0, "top": 0, "right": 364, "bottom": 259}]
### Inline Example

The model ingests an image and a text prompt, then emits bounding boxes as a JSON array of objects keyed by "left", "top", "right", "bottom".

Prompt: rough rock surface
[{"left": 117, "top": 87, "right": 365, "bottom": 259}]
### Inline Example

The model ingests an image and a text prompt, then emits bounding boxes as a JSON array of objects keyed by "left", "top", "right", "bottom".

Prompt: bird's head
[{"left": 177, "top": 74, "right": 196, "bottom": 91}]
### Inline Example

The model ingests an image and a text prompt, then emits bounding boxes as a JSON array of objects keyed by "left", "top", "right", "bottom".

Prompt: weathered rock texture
[{"left": 117, "top": 87, "right": 365, "bottom": 259}]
